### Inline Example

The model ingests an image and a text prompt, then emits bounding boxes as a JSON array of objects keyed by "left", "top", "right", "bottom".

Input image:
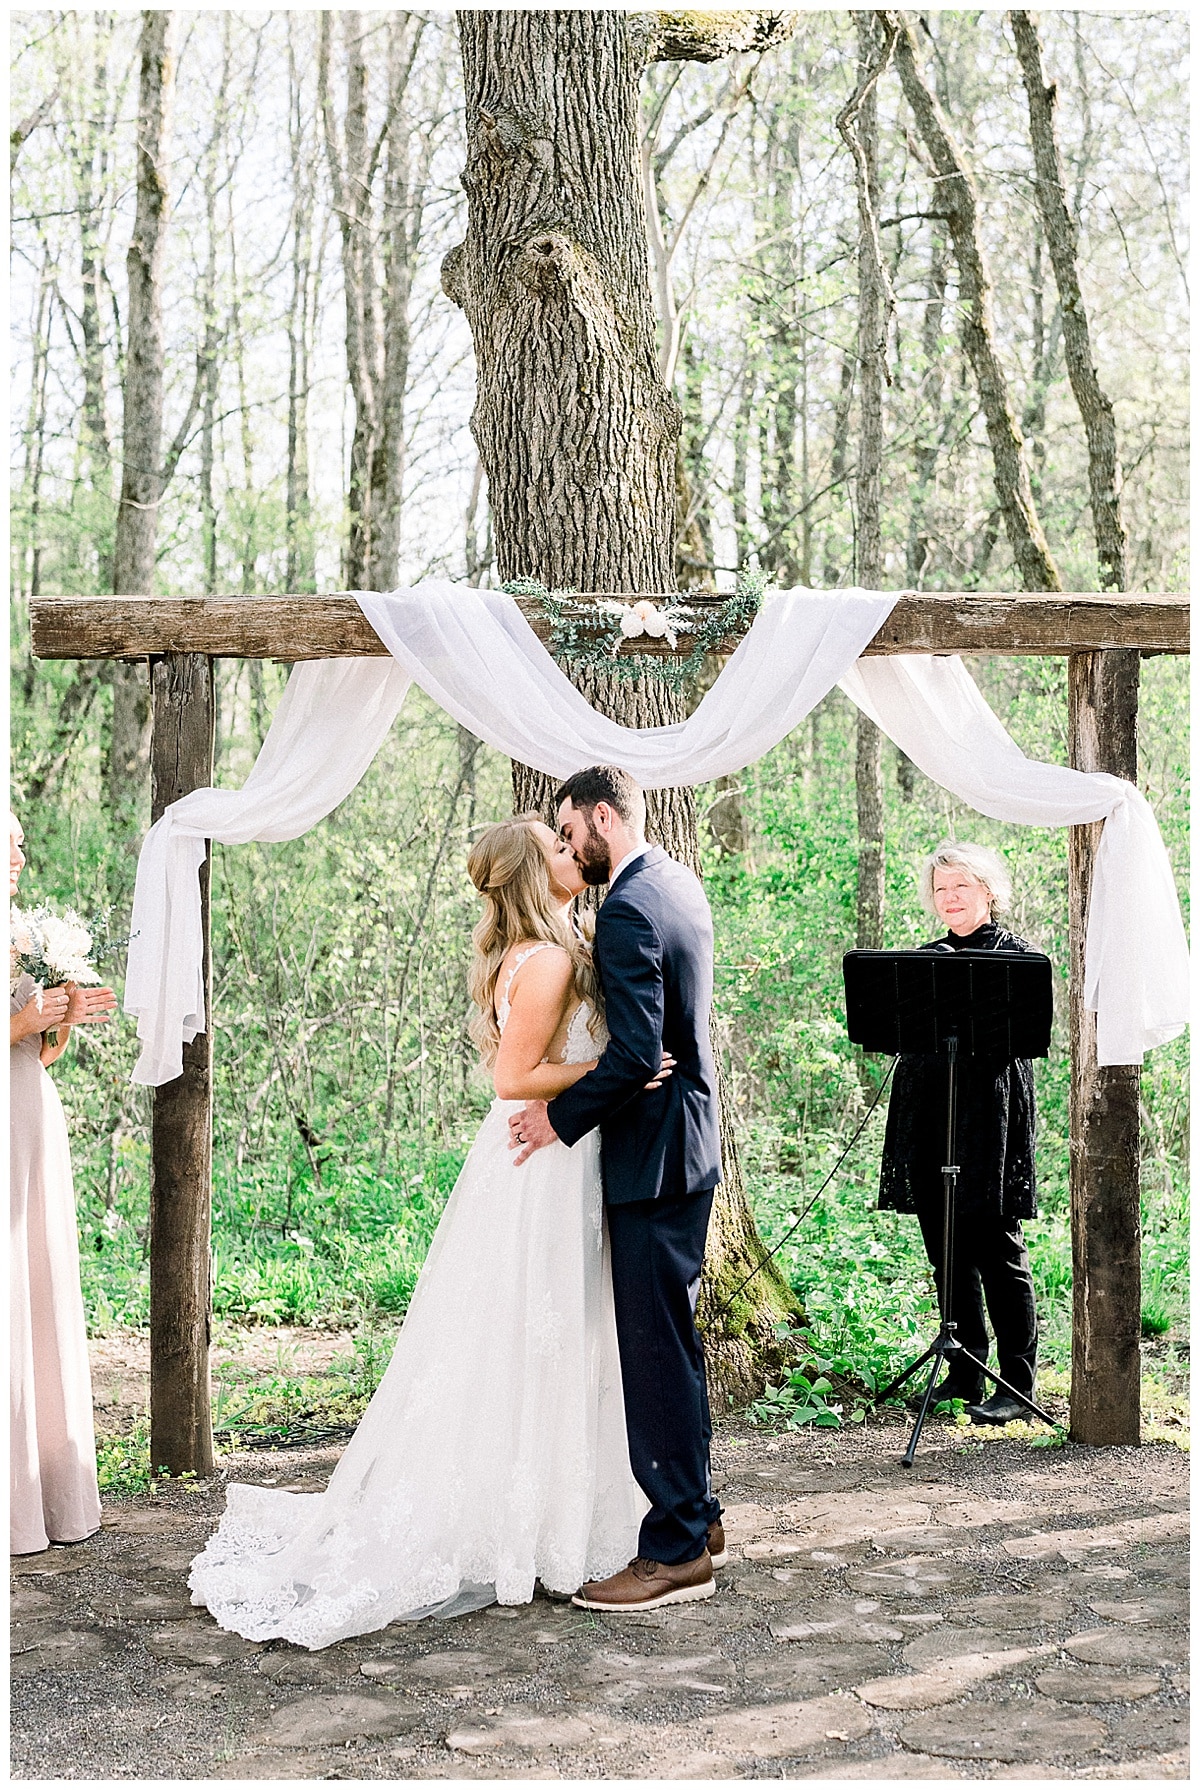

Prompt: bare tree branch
[{"left": 641, "top": 10, "right": 800, "bottom": 64}]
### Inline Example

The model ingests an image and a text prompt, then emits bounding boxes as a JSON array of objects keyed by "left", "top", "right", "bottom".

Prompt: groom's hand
[{"left": 509, "top": 1101, "right": 558, "bottom": 1165}]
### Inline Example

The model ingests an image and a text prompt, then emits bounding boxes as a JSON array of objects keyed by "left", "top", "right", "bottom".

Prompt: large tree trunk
[
  {"left": 841, "top": 12, "right": 891, "bottom": 954},
  {"left": 892, "top": 13, "right": 1061, "bottom": 594},
  {"left": 1010, "top": 10, "right": 1127, "bottom": 591},
  {"left": 447, "top": 9, "right": 799, "bottom": 1405},
  {"left": 109, "top": 9, "right": 175, "bottom": 834}
]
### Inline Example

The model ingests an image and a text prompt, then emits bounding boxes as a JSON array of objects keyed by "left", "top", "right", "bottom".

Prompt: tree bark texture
[
  {"left": 644, "top": 11, "right": 801, "bottom": 64},
  {"left": 19, "top": 248, "right": 53, "bottom": 600},
  {"left": 1010, "top": 11, "right": 1127, "bottom": 592},
  {"left": 451, "top": 10, "right": 799, "bottom": 1403},
  {"left": 319, "top": 12, "right": 424, "bottom": 591},
  {"left": 890, "top": 13, "right": 1062, "bottom": 594},
  {"left": 113, "top": 10, "right": 173, "bottom": 598},
  {"left": 844, "top": 12, "right": 890, "bottom": 954},
  {"left": 445, "top": 12, "right": 679, "bottom": 593},
  {"left": 285, "top": 17, "right": 316, "bottom": 594},
  {"left": 906, "top": 224, "right": 950, "bottom": 584},
  {"left": 855, "top": 714, "right": 885, "bottom": 950},
  {"left": 149, "top": 653, "right": 216, "bottom": 1478},
  {"left": 110, "top": 10, "right": 175, "bottom": 830},
  {"left": 32, "top": 592, "right": 1190, "bottom": 663},
  {"left": 58, "top": 16, "right": 114, "bottom": 500},
  {"left": 1067, "top": 649, "right": 1141, "bottom": 1446},
  {"left": 32, "top": 591, "right": 1190, "bottom": 663},
  {"left": 757, "top": 82, "right": 802, "bottom": 586}
]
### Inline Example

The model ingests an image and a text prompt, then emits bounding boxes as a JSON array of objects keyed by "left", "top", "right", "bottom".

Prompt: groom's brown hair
[{"left": 556, "top": 765, "right": 644, "bottom": 829}]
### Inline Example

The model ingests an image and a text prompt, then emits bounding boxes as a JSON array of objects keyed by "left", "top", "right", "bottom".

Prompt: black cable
[{"left": 713, "top": 1057, "right": 896, "bottom": 1319}]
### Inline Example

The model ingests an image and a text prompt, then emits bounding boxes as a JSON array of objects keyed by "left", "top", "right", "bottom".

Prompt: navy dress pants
[
  {"left": 605, "top": 1187, "right": 722, "bottom": 1565},
  {"left": 916, "top": 1200, "right": 1039, "bottom": 1398}
]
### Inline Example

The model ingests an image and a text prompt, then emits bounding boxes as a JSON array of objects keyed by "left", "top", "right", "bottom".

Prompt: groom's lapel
[{"left": 614, "top": 845, "right": 667, "bottom": 891}]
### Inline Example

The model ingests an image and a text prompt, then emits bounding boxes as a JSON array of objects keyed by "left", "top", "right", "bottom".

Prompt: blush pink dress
[{"left": 10, "top": 973, "right": 102, "bottom": 1553}]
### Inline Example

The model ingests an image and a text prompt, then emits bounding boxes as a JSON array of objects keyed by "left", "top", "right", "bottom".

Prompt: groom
[{"left": 509, "top": 765, "right": 725, "bottom": 1610}]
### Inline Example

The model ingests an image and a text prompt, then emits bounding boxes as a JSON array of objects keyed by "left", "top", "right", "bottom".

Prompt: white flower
[
  {"left": 40, "top": 912, "right": 99, "bottom": 983},
  {"left": 611, "top": 598, "right": 678, "bottom": 648},
  {"left": 15, "top": 904, "right": 102, "bottom": 986}
]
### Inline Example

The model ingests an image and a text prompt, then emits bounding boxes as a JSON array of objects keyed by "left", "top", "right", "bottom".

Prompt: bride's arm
[{"left": 492, "top": 949, "right": 596, "bottom": 1101}]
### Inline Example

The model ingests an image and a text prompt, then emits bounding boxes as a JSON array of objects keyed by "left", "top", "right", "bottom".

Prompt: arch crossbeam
[{"left": 29, "top": 590, "right": 1190, "bottom": 661}]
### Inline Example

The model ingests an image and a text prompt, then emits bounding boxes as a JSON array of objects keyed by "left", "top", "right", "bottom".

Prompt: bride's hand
[{"left": 644, "top": 1052, "right": 676, "bottom": 1091}]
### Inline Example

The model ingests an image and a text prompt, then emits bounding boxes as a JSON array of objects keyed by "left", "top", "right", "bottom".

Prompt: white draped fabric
[
  {"left": 356, "top": 581, "right": 895, "bottom": 783},
  {"left": 124, "top": 582, "right": 1187, "bottom": 1084},
  {"left": 125, "top": 658, "right": 412, "bottom": 1085}
]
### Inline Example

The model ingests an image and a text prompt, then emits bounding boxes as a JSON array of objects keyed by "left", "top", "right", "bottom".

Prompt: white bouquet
[
  {"left": 11, "top": 903, "right": 103, "bottom": 992},
  {"left": 11, "top": 904, "right": 104, "bottom": 1044}
]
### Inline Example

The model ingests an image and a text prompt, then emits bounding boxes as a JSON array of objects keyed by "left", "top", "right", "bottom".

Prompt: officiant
[{"left": 878, "top": 841, "right": 1040, "bottom": 1426}]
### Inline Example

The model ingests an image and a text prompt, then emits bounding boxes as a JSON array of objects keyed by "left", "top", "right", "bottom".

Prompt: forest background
[{"left": 10, "top": 9, "right": 1189, "bottom": 1463}]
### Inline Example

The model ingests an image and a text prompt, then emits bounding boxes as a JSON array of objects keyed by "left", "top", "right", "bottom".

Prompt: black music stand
[{"left": 843, "top": 948, "right": 1056, "bottom": 1466}]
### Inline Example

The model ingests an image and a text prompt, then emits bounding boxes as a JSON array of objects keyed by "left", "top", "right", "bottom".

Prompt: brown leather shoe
[
  {"left": 571, "top": 1552, "right": 715, "bottom": 1611},
  {"left": 707, "top": 1520, "right": 728, "bottom": 1568}
]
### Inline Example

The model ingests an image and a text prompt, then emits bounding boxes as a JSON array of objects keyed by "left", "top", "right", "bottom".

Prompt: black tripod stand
[{"left": 843, "top": 947, "right": 1057, "bottom": 1467}]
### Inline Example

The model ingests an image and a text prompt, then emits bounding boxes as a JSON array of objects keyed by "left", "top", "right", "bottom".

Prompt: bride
[{"left": 190, "top": 815, "right": 652, "bottom": 1648}]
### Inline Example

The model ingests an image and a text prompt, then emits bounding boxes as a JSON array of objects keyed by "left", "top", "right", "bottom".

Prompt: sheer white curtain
[
  {"left": 125, "top": 659, "right": 412, "bottom": 1084},
  {"left": 124, "top": 583, "right": 1186, "bottom": 1084}
]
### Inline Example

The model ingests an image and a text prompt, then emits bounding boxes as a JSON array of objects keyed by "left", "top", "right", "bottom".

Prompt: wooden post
[
  {"left": 1067, "top": 648, "right": 1141, "bottom": 1445},
  {"left": 149, "top": 653, "right": 216, "bottom": 1478}
]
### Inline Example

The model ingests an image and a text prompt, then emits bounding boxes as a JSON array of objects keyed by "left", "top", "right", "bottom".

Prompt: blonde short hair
[{"left": 919, "top": 840, "right": 1012, "bottom": 920}]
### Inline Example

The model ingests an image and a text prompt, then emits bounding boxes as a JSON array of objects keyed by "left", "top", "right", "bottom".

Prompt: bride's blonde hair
[{"left": 467, "top": 815, "right": 600, "bottom": 1066}]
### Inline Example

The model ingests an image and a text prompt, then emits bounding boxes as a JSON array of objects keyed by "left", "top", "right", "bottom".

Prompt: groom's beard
[{"left": 574, "top": 819, "right": 612, "bottom": 886}]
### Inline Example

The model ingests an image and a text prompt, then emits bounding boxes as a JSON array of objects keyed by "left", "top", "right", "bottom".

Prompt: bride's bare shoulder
[{"left": 497, "top": 939, "right": 573, "bottom": 995}]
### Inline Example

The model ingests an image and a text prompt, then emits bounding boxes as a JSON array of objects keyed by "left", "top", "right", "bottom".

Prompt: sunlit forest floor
[{"left": 12, "top": 1413, "right": 1188, "bottom": 1780}]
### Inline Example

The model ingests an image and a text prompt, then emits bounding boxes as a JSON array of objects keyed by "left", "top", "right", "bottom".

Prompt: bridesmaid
[{"left": 10, "top": 812, "right": 116, "bottom": 1554}]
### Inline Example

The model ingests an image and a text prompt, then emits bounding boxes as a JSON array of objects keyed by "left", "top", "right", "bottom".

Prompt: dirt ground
[{"left": 10, "top": 1344, "right": 1188, "bottom": 1783}]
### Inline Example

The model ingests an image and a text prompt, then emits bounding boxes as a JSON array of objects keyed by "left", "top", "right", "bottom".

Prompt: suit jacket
[{"left": 547, "top": 846, "right": 722, "bottom": 1205}]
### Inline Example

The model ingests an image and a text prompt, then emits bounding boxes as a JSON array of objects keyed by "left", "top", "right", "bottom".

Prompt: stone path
[{"left": 11, "top": 1414, "right": 1188, "bottom": 1780}]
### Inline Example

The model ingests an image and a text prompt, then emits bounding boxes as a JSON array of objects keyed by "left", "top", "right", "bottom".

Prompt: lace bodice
[{"left": 495, "top": 943, "right": 604, "bottom": 1064}]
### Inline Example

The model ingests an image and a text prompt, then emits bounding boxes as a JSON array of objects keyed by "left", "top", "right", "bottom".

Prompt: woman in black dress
[{"left": 879, "top": 840, "right": 1039, "bottom": 1424}]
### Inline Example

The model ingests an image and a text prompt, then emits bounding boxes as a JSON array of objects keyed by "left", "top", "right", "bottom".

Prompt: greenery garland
[{"left": 501, "top": 569, "right": 768, "bottom": 690}]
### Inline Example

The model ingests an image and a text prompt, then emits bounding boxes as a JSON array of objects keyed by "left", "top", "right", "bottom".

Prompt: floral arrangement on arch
[{"left": 503, "top": 569, "right": 767, "bottom": 689}]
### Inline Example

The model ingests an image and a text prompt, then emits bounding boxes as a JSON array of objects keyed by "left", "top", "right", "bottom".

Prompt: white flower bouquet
[
  {"left": 11, "top": 903, "right": 104, "bottom": 1044},
  {"left": 11, "top": 903, "right": 103, "bottom": 990}
]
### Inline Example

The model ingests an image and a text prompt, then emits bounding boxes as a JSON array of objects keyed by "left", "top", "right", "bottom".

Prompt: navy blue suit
[{"left": 548, "top": 847, "right": 723, "bottom": 1563}]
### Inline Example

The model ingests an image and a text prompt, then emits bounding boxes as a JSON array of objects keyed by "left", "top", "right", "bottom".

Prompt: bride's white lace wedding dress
[{"left": 189, "top": 946, "right": 646, "bottom": 1648}]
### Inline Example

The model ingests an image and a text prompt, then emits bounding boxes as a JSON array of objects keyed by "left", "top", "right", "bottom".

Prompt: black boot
[{"left": 966, "top": 1391, "right": 1030, "bottom": 1426}]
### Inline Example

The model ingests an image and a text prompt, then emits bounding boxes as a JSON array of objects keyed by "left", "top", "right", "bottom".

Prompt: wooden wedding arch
[{"left": 29, "top": 587, "right": 1189, "bottom": 1473}]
